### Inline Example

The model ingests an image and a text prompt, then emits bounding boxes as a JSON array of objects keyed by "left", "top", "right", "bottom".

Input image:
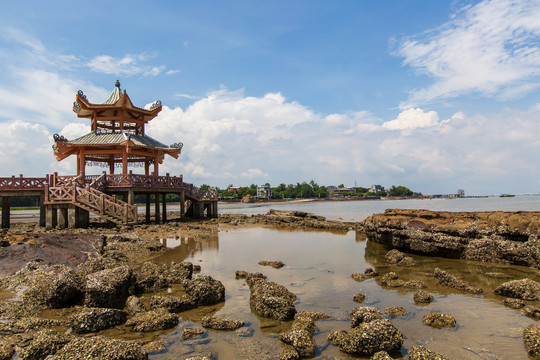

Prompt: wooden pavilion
[{"left": 0, "top": 81, "right": 217, "bottom": 229}]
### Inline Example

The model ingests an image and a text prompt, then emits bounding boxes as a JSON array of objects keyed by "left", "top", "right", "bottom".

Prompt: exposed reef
[{"left": 363, "top": 209, "right": 540, "bottom": 267}]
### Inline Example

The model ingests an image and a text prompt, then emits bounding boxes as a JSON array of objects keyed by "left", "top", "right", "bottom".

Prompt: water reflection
[{"left": 147, "top": 227, "right": 538, "bottom": 360}]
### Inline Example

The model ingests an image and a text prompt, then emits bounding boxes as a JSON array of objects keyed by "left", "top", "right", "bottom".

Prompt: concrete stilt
[
  {"left": 1, "top": 196, "right": 10, "bottom": 229},
  {"left": 39, "top": 194, "right": 46, "bottom": 227},
  {"left": 179, "top": 191, "right": 185, "bottom": 219},
  {"left": 145, "top": 193, "right": 151, "bottom": 224},
  {"left": 193, "top": 201, "right": 204, "bottom": 219},
  {"left": 68, "top": 205, "right": 77, "bottom": 229},
  {"left": 46, "top": 205, "right": 58, "bottom": 229},
  {"left": 154, "top": 193, "right": 160, "bottom": 224},
  {"left": 128, "top": 190, "right": 134, "bottom": 205},
  {"left": 58, "top": 207, "right": 68, "bottom": 229},
  {"left": 76, "top": 207, "right": 89, "bottom": 228},
  {"left": 162, "top": 193, "right": 167, "bottom": 222}
]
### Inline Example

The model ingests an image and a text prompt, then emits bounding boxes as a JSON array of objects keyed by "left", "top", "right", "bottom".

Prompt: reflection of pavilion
[
  {"left": 0, "top": 81, "right": 217, "bottom": 229},
  {"left": 158, "top": 234, "right": 220, "bottom": 264}
]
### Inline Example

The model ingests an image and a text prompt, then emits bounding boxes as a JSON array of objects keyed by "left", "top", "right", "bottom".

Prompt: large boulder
[
  {"left": 17, "top": 329, "right": 70, "bottom": 360},
  {"left": 135, "top": 262, "right": 169, "bottom": 293},
  {"left": 247, "top": 277, "right": 296, "bottom": 321},
  {"left": 168, "top": 261, "right": 193, "bottom": 283},
  {"left": 71, "top": 307, "right": 127, "bottom": 333},
  {"left": 494, "top": 278, "right": 540, "bottom": 301},
  {"left": 53, "top": 336, "right": 148, "bottom": 360},
  {"left": 85, "top": 266, "right": 134, "bottom": 309},
  {"left": 182, "top": 275, "right": 225, "bottom": 306},
  {"left": 328, "top": 319, "right": 403, "bottom": 356}
]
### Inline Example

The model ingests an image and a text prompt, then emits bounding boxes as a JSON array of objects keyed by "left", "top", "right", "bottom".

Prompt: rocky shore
[
  {"left": 363, "top": 209, "right": 540, "bottom": 267},
  {"left": 0, "top": 208, "right": 539, "bottom": 359}
]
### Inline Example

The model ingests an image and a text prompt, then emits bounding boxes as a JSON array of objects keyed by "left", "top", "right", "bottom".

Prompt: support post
[
  {"left": 145, "top": 193, "right": 151, "bottom": 224},
  {"left": 162, "top": 193, "right": 167, "bottom": 222},
  {"left": 39, "top": 194, "right": 46, "bottom": 227},
  {"left": 68, "top": 205, "right": 77, "bottom": 229},
  {"left": 58, "top": 207, "right": 68, "bottom": 229},
  {"left": 180, "top": 191, "right": 185, "bottom": 219},
  {"left": 46, "top": 205, "right": 57, "bottom": 229},
  {"left": 154, "top": 193, "right": 160, "bottom": 224},
  {"left": 76, "top": 208, "right": 89, "bottom": 228},
  {"left": 1, "top": 196, "right": 10, "bottom": 229},
  {"left": 128, "top": 190, "right": 134, "bottom": 205}
]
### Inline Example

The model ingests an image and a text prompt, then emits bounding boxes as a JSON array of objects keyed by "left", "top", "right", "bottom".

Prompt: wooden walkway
[{"left": 0, "top": 172, "right": 218, "bottom": 228}]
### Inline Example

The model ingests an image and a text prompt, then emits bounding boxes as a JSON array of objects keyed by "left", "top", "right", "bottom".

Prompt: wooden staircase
[{"left": 45, "top": 174, "right": 137, "bottom": 224}]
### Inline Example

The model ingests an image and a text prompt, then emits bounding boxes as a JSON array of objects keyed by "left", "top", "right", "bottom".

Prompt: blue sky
[{"left": 1, "top": 0, "right": 540, "bottom": 195}]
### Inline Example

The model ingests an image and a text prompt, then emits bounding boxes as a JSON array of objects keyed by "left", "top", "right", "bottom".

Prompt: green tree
[{"left": 388, "top": 185, "right": 413, "bottom": 196}]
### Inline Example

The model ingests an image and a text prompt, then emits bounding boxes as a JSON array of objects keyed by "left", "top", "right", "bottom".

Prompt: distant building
[
  {"left": 257, "top": 184, "right": 272, "bottom": 198},
  {"left": 457, "top": 189, "right": 465, "bottom": 197},
  {"left": 227, "top": 186, "right": 242, "bottom": 194},
  {"left": 327, "top": 186, "right": 355, "bottom": 196},
  {"left": 370, "top": 184, "right": 385, "bottom": 193}
]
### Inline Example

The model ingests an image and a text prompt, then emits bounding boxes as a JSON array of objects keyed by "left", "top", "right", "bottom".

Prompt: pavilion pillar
[
  {"left": 180, "top": 191, "right": 185, "bottom": 219},
  {"left": 1, "top": 196, "right": 10, "bottom": 229},
  {"left": 39, "top": 193, "right": 46, "bottom": 227},
  {"left": 128, "top": 190, "right": 134, "bottom": 205},
  {"left": 80, "top": 150, "right": 86, "bottom": 178},
  {"left": 109, "top": 156, "right": 114, "bottom": 174},
  {"left": 122, "top": 149, "right": 128, "bottom": 175},
  {"left": 162, "top": 193, "right": 167, "bottom": 222},
  {"left": 145, "top": 160, "right": 150, "bottom": 175},
  {"left": 153, "top": 154, "right": 159, "bottom": 176},
  {"left": 145, "top": 193, "right": 151, "bottom": 223},
  {"left": 154, "top": 193, "right": 160, "bottom": 224}
]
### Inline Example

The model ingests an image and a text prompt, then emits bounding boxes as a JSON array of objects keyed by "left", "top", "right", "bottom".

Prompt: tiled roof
[{"left": 68, "top": 132, "right": 172, "bottom": 149}]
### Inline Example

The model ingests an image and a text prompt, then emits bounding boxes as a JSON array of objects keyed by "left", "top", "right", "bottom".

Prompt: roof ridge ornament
[
  {"left": 170, "top": 142, "right": 183, "bottom": 149},
  {"left": 77, "top": 90, "right": 87, "bottom": 101},
  {"left": 150, "top": 100, "right": 161, "bottom": 110},
  {"left": 53, "top": 134, "right": 68, "bottom": 142},
  {"left": 115, "top": 80, "right": 120, "bottom": 88}
]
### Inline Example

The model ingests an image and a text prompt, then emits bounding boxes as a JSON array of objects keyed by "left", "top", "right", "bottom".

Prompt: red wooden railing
[{"left": 0, "top": 175, "right": 47, "bottom": 190}]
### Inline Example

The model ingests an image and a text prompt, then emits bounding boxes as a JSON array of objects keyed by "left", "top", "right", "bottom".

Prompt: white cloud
[
  {"left": 382, "top": 108, "right": 439, "bottom": 131},
  {"left": 86, "top": 54, "right": 167, "bottom": 77},
  {"left": 166, "top": 69, "right": 181, "bottom": 75},
  {"left": 397, "top": 0, "right": 540, "bottom": 107}
]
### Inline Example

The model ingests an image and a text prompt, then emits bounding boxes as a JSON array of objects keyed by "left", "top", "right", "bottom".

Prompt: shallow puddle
[{"left": 146, "top": 227, "right": 539, "bottom": 359}]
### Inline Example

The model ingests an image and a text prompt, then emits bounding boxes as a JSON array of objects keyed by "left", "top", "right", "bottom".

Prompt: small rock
[
  {"left": 258, "top": 260, "right": 285, "bottom": 269},
  {"left": 235, "top": 270, "right": 267, "bottom": 280},
  {"left": 523, "top": 305, "right": 540, "bottom": 320},
  {"left": 503, "top": 297, "right": 525, "bottom": 309},
  {"left": 372, "top": 351, "right": 393, "bottom": 359},
  {"left": 150, "top": 295, "right": 196, "bottom": 313},
  {"left": 413, "top": 290, "right": 434, "bottom": 304},
  {"left": 434, "top": 268, "right": 482, "bottom": 294},
  {"left": 279, "top": 348, "right": 300, "bottom": 360},
  {"left": 71, "top": 308, "right": 127, "bottom": 334},
  {"left": 126, "top": 309, "right": 179, "bottom": 332},
  {"left": 182, "top": 327, "right": 205, "bottom": 340},
  {"left": 422, "top": 312, "right": 457, "bottom": 328},
  {"left": 385, "top": 306, "right": 407, "bottom": 318},
  {"left": 403, "top": 280, "right": 426, "bottom": 289},
  {"left": 524, "top": 324, "right": 540, "bottom": 358},
  {"left": 408, "top": 345, "right": 449, "bottom": 359},
  {"left": 182, "top": 275, "right": 225, "bottom": 306},
  {"left": 201, "top": 316, "right": 245, "bottom": 330},
  {"left": 354, "top": 292, "right": 366, "bottom": 303},
  {"left": 17, "top": 329, "right": 70, "bottom": 360},
  {"left": 247, "top": 277, "right": 296, "bottom": 321},
  {"left": 494, "top": 278, "right": 540, "bottom": 301},
  {"left": 126, "top": 295, "right": 147, "bottom": 315},
  {"left": 53, "top": 335, "right": 148, "bottom": 360},
  {"left": 380, "top": 272, "right": 404, "bottom": 287},
  {"left": 349, "top": 306, "right": 384, "bottom": 327}
]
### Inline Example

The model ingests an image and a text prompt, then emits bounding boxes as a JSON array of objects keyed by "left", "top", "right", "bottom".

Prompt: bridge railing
[{"left": 0, "top": 175, "right": 47, "bottom": 190}]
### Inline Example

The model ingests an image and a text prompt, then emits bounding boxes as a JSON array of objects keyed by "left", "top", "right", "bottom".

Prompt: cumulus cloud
[
  {"left": 397, "top": 0, "right": 540, "bottom": 107},
  {"left": 382, "top": 108, "right": 439, "bottom": 131}
]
